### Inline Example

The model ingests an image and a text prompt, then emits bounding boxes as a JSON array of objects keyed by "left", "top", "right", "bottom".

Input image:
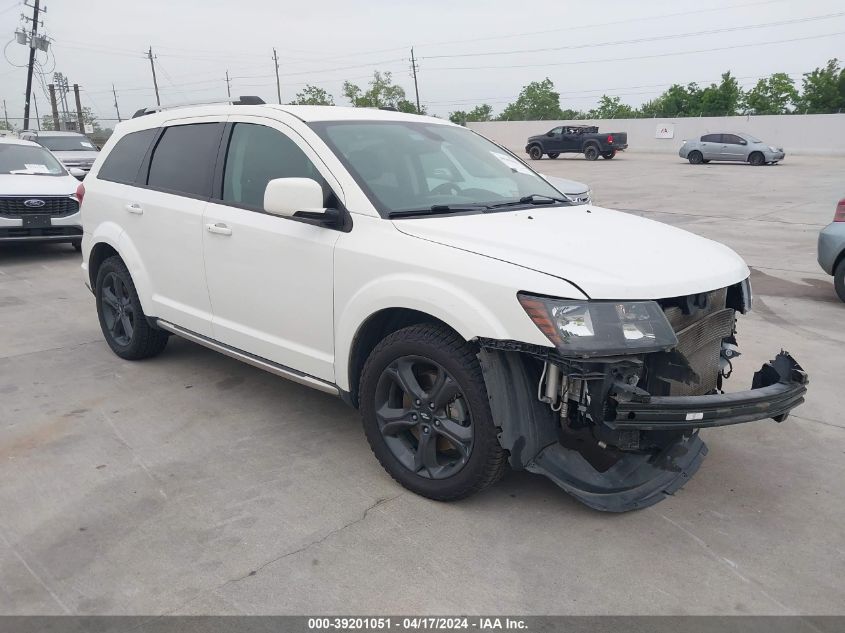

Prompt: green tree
[
  {"left": 798, "top": 59, "right": 844, "bottom": 113},
  {"left": 498, "top": 78, "right": 563, "bottom": 120},
  {"left": 743, "top": 73, "right": 799, "bottom": 114},
  {"left": 649, "top": 83, "right": 701, "bottom": 117},
  {"left": 698, "top": 72, "right": 742, "bottom": 116},
  {"left": 588, "top": 95, "right": 635, "bottom": 119},
  {"left": 396, "top": 99, "right": 427, "bottom": 115},
  {"left": 343, "top": 71, "right": 406, "bottom": 108},
  {"left": 290, "top": 85, "right": 335, "bottom": 106},
  {"left": 0, "top": 120, "right": 16, "bottom": 133},
  {"left": 448, "top": 103, "right": 493, "bottom": 125}
]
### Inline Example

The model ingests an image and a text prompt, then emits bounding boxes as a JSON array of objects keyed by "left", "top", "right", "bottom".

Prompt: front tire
[
  {"left": 749, "top": 152, "right": 765, "bottom": 166},
  {"left": 688, "top": 151, "right": 704, "bottom": 165},
  {"left": 528, "top": 145, "right": 543, "bottom": 160},
  {"left": 359, "top": 324, "right": 507, "bottom": 501},
  {"left": 583, "top": 145, "right": 599, "bottom": 161},
  {"left": 95, "top": 256, "right": 169, "bottom": 360},
  {"left": 834, "top": 259, "right": 845, "bottom": 303}
]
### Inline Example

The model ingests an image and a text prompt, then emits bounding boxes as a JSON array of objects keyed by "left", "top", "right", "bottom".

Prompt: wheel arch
[
  {"left": 88, "top": 225, "right": 154, "bottom": 314},
  {"left": 345, "top": 307, "right": 461, "bottom": 407}
]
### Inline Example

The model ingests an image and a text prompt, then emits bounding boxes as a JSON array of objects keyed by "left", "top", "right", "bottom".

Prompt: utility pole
[
  {"left": 225, "top": 70, "right": 231, "bottom": 99},
  {"left": 48, "top": 83, "right": 59, "bottom": 130},
  {"left": 410, "top": 47, "right": 421, "bottom": 114},
  {"left": 73, "top": 83, "right": 84, "bottom": 133},
  {"left": 272, "top": 48, "right": 281, "bottom": 104},
  {"left": 32, "top": 92, "right": 41, "bottom": 130},
  {"left": 147, "top": 46, "right": 160, "bottom": 106},
  {"left": 112, "top": 84, "right": 121, "bottom": 122},
  {"left": 22, "top": 0, "right": 41, "bottom": 130},
  {"left": 3, "top": 100, "right": 8, "bottom": 129}
]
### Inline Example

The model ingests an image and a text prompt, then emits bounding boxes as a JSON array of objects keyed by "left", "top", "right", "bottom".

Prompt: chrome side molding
[{"left": 156, "top": 320, "right": 340, "bottom": 396}]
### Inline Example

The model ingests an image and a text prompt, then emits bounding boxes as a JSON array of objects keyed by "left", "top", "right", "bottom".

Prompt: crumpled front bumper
[{"left": 610, "top": 352, "right": 808, "bottom": 431}]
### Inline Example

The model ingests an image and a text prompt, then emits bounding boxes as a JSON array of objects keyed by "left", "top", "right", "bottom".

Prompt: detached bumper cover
[{"left": 610, "top": 352, "right": 808, "bottom": 431}]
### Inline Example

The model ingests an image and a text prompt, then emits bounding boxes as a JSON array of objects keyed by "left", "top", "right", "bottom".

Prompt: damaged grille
[{"left": 647, "top": 288, "right": 734, "bottom": 396}]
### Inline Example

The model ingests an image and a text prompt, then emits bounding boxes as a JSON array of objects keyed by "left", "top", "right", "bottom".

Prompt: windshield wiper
[
  {"left": 388, "top": 203, "right": 491, "bottom": 219},
  {"left": 490, "top": 194, "right": 571, "bottom": 208}
]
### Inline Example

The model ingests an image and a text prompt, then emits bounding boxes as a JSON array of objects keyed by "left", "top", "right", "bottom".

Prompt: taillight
[
  {"left": 76, "top": 182, "right": 85, "bottom": 205},
  {"left": 834, "top": 198, "right": 845, "bottom": 222},
  {"left": 607, "top": 135, "right": 614, "bottom": 144}
]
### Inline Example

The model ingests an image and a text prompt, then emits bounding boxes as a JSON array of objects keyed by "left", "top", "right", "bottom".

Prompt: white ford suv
[{"left": 80, "top": 101, "right": 808, "bottom": 512}]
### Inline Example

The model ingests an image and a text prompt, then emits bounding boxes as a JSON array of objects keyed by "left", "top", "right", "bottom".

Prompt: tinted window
[
  {"left": 38, "top": 135, "right": 98, "bottom": 152},
  {"left": 98, "top": 128, "right": 157, "bottom": 184},
  {"left": 147, "top": 123, "right": 223, "bottom": 197},
  {"left": 722, "top": 134, "right": 743, "bottom": 144},
  {"left": 222, "top": 123, "right": 325, "bottom": 209},
  {"left": 701, "top": 134, "right": 720, "bottom": 143}
]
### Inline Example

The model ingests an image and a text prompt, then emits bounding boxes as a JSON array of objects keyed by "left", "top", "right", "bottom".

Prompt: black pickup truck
[{"left": 525, "top": 125, "right": 628, "bottom": 161}]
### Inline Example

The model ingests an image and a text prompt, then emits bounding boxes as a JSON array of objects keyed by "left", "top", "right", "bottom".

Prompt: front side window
[
  {"left": 549, "top": 126, "right": 563, "bottom": 135},
  {"left": 221, "top": 123, "right": 325, "bottom": 209},
  {"left": 701, "top": 134, "right": 719, "bottom": 143},
  {"left": 98, "top": 128, "right": 157, "bottom": 184},
  {"left": 38, "top": 135, "right": 98, "bottom": 152},
  {"left": 147, "top": 123, "right": 224, "bottom": 197},
  {"left": 310, "top": 121, "right": 564, "bottom": 216},
  {"left": 0, "top": 144, "right": 65, "bottom": 176},
  {"left": 722, "top": 134, "right": 743, "bottom": 145}
]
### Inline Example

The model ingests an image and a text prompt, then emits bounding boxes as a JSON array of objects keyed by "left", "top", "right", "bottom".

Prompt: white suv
[{"left": 80, "top": 102, "right": 808, "bottom": 512}]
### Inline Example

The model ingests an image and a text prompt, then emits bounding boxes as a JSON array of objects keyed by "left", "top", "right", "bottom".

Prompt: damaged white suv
[{"left": 79, "top": 101, "right": 808, "bottom": 512}]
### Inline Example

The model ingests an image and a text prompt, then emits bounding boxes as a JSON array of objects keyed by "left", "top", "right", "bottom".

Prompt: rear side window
[
  {"left": 221, "top": 123, "right": 326, "bottom": 209},
  {"left": 146, "top": 123, "right": 224, "bottom": 197},
  {"left": 98, "top": 128, "right": 157, "bottom": 184},
  {"left": 701, "top": 134, "right": 719, "bottom": 143}
]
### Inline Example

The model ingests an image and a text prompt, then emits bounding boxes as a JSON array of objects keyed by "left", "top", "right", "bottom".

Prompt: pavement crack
[
  {"left": 0, "top": 339, "right": 102, "bottom": 361},
  {"left": 229, "top": 493, "right": 403, "bottom": 584},
  {"left": 157, "top": 493, "right": 403, "bottom": 616},
  {"left": 790, "top": 414, "right": 845, "bottom": 431}
]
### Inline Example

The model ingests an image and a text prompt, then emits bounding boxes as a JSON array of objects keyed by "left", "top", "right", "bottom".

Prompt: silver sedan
[{"left": 679, "top": 133, "right": 785, "bottom": 166}]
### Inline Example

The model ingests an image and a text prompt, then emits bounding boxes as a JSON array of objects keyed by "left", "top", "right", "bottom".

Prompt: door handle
[
  {"left": 125, "top": 203, "right": 143, "bottom": 215},
  {"left": 206, "top": 222, "right": 232, "bottom": 236}
]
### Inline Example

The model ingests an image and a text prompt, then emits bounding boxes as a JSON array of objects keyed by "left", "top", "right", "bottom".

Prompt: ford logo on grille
[{"left": 23, "top": 199, "right": 46, "bottom": 208}]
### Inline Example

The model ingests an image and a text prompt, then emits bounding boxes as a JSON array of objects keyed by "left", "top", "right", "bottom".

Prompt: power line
[
  {"left": 420, "top": 12, "right": 845, "bottom": 60},
  {"left": 427, "top": 31, "right": 845, "bottom": 71}
]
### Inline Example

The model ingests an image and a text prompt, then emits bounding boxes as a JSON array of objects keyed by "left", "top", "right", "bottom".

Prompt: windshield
[
  {"left": 0, "top": 144, "right": 66, "bottom": 175},
  {"left": 309, "top": 120, "right": 565, "bottom": 216},
  {"left": 37, "top": 135, "right": 98, "bottom": 152},
  {"left": 744, "top": 134, "right": 762, "bottom": 143}
]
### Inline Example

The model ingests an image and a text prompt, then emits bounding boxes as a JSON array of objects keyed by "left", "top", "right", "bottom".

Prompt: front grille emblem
[{"left": 23, "top": 199, "right": 46, "bottom": 208}]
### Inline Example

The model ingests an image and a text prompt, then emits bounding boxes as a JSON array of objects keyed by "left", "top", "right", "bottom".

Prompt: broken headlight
[{"left": 518, "top": 293, "right": 678, "bottom": 357}]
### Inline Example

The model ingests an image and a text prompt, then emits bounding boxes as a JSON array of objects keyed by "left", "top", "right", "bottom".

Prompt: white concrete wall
[{"left": 467, "top": 113, "right": 845, "bottom": 156}]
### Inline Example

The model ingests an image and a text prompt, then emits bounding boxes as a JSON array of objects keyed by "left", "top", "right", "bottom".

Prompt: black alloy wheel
[
  {"left": 688, "top": 150, "right": 704, "bottom": 165},
  {"left": 528, "top": 145, "right": 543, "bottom": 160},
  {"left": 100, "top": 271, "right": 136, "bottom": 347},
  {"left": 374, "top": 355, "right": 473, "bottom": 480},
  {"left": 584, "top": 145, "right": 599, "bottom": 161}
]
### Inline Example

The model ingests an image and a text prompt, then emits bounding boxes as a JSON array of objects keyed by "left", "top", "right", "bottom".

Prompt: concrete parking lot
[{"left": 1, "top": 152, "right": 843, "bottom": 615}]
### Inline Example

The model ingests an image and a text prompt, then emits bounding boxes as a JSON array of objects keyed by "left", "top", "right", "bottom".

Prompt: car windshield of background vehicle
[
  {"left": 0, "top": 144, "right": 66, "bottom": 175},
  {"left": 310, "top": 121, "right": 564, "bottom": 216},
  {"left": 39, "top": 136, "right": 98, "bottom": 152},
  {"left": 745, "top": 134, "right": 763, "bottom": 143}
]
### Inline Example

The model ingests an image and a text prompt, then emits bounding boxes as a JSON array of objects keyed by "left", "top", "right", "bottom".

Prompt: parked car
[
  {"left": 542, "top": 175, "right": 591, "bottom": 204},
  {"left": 526, "top": 125, "right": 628, "bottom": 161},
  {"left": 817, "top": 198, "right": 845, "bottom": 302},
  {"left": 0, "top": 137, "right": 84, "bottom": 249},
  {"left": 679, "top": 133, "right": 785, "bottom": 166},
  {"left": 19, "top": 130, "right": 99, "bottom": 177},
  {"left": 80, "top": 102, "right": 807, "bottom": 512}
]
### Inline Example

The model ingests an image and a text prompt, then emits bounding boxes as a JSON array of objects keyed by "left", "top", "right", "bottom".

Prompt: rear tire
[
  {"left": 749, "top": 152, "right": 765, "bottom": 166},
  {"left": 601, "top": 150, "right": 616, "bottom": 159},
  {"left": 547, "top": 152, "right": 560, "bottom": 159},
  {"left": 688, "top": 151, "right": 704, "bottom": 165},
  {"left": 95, "top": 256, "right": 169, "bottom": 360},
  {"left": 583, "top": 145, "right": 599, "bottom": 161},
  {"left": 834, "top": 259, "right": 845, "bottom": 303},
  {"left": 359, "top": 324, "right": 507, "bottom": 501},
  {"left": 528, "top": 145, "right": 543, "bottom": 160}
]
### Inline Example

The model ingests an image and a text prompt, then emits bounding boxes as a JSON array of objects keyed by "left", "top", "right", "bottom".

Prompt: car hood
[
  {"left": 392, "top": 205, "right": 749, "bottom": 299},
  {"left": 542, "top": 175, "right": 589, "bottom": 195},
  {"left": 0, "top": 173, "right": 80, "bottom": 196},
  {"left": 50, "top": 150, "right": 99, "bottom": 162}
]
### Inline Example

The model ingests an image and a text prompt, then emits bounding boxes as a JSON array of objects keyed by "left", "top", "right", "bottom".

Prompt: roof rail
[{"left": 132, "top": 96, "right": 266, "bottom": 118}]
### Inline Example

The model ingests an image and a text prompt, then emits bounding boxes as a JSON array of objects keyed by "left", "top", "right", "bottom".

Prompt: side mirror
[
  {"left": 739, "top": 140, "right": 747, "bottom": 145},
  {"left": 263, "top": 177, "right": 340, "bottom": 227},
  {"left": 546, "top": 132, "right": 554, "bottom": 137},
  {"left": 69, "top": 167, "right": 86, "bottom": 180}
]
